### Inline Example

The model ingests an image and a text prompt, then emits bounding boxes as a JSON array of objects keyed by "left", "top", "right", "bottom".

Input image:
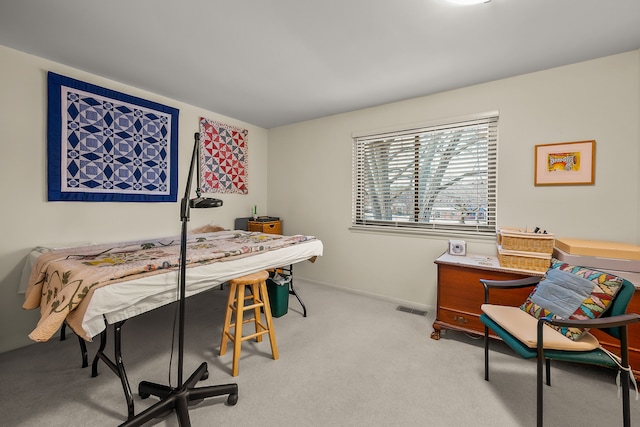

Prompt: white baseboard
[{"left": 292, "top": 276, "right": 434, "bottom": 314}]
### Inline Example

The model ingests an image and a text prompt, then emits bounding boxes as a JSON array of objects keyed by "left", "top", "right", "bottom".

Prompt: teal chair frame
[{"left": 479, "top": 275, "right": 640, "bottom": 427}]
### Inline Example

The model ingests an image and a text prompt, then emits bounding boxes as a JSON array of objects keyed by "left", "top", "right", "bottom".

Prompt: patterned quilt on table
[{"left": 23, "top": 231, "right": 315, "bottom": 342}]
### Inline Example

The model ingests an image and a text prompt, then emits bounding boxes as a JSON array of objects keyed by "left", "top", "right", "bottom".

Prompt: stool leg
[
  {"left": 250, "top": 283, "right": 263, "bottom": 343},
  {"left": 231, "top": 283, "right": 245, "bottom": 377},
  {"left": 259, "top": 280, "right": 279, "bottom": 360},
  {"left": 219, "top": 282, "right": 237, "bottom": 356}
]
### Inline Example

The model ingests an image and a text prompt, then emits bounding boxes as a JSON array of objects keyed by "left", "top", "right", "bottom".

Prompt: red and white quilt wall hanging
[{"left": 198, "top": 117, "right": 248, "bottom": 194}]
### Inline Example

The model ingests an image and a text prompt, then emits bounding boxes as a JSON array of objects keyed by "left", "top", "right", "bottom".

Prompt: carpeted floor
[{"left": 1, "top": 279, "right": 637, "bottom": 426}]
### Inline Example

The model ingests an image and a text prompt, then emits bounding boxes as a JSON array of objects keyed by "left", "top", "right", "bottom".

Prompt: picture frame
[{"left": 534, "top": 140, "right": 595, "bottom": 186}]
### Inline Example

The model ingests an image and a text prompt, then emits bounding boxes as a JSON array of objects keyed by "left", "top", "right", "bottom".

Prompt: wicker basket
[
  {"left": 497, "top": 227, "right": 554, "bottom": 254},
  {"left": 497, "top": 245, "right": 552, "bottom": 272}
]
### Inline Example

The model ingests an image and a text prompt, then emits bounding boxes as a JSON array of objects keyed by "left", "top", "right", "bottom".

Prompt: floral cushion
[{"left": 520, "top": 258, "right": 624, "bottom": 340}]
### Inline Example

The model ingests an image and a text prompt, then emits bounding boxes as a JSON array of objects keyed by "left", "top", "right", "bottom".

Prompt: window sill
[{"left": 348, "top": 224, "right": 497, "bottom": 242}]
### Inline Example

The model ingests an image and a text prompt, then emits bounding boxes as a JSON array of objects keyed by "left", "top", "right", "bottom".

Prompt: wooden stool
[{"left": 219, "top": 270, "right": 279, "bottom": 376}]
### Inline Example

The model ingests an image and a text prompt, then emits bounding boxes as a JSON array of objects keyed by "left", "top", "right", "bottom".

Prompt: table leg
[
  {"left": 91, "top": 320, "right": 135, "bottom": 419},
  {"left": 285, "top": 264, "right": 307, "bottom": 317}
]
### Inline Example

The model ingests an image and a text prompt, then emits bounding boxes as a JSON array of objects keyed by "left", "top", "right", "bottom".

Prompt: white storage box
[{"left": 553, "top": 247, "right": 640, "bottom": 273}]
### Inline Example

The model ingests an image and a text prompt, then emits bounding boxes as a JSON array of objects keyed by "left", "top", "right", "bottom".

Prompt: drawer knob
[{"left": 453, "top": 315, "right": 468, "bottom": 324}]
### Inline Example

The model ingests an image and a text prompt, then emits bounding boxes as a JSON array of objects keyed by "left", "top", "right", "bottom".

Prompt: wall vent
[{"left": 396, "top": 305, "right": 427, "bottom": 316}]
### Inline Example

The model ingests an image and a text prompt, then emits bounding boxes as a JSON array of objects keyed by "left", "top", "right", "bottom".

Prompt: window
[{"left": 352, "top": 112, "right": 498, "bottom": 236}]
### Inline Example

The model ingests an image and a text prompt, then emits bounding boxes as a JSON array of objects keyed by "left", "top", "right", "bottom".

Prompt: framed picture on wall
[{"left": 534, "top": 140, "right": 595, "bottom": 186}]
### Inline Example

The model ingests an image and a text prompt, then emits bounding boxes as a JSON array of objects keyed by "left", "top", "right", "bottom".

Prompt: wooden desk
[{"left": 432, "top": 252, "right": 640, "bottom": 379}]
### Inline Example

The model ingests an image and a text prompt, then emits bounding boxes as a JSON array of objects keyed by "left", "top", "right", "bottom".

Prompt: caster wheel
[
  {"left": 139, "top": 391, "right": 150, "bottom": 399},
  {"left": 200, "top": 370, "right": 209, "bottom": 381},
  {"left": 227, "top": 393, "right": 238, "bottom": 406}
]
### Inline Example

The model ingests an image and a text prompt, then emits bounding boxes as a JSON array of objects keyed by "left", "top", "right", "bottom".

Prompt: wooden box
[{"left": 248, "top": 220, "right": 282, "bottom": 235}]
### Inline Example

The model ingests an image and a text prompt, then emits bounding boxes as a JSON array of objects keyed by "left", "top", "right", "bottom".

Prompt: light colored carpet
[{"left": 1, "top": 279, "right": 638, "bottom": 426}]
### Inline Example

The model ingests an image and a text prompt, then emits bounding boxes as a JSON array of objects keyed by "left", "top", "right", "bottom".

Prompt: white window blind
[{"left": 352, "top": 113, "right": 498, "bottom": 235}]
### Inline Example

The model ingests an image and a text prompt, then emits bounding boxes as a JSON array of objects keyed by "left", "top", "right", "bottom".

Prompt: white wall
[
  {"left": 0, "top": 45, "right": 269, "bottom": 352},
  {"left": 267, "top": 50, "right": 640, "bottom": 310},
  {"left": 2, "top": 46, "right": 639, "bottom": 354}
]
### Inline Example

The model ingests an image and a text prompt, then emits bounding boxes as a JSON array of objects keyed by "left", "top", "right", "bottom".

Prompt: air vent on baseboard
[{"left": 396, "top": 305, "right": 427, "bottom": 316}]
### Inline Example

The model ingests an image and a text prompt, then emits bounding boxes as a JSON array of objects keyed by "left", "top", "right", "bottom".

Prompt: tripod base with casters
[{"left": 119, "top": 362, "right": 238, "bottom": 427}]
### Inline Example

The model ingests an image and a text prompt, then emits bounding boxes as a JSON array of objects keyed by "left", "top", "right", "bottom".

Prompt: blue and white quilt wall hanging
[{"left": 47, "top": 72, "right": 179, "bottom": 202}]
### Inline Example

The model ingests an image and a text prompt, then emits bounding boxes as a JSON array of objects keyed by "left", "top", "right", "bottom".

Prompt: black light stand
[{"left": 119, "top": 133, "right": 238, "bottom": 427}]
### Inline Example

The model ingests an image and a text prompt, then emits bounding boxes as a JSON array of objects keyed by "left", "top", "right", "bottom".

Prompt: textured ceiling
[{"left": 1, "top": 0, "right": 639, "bottom": 128}]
